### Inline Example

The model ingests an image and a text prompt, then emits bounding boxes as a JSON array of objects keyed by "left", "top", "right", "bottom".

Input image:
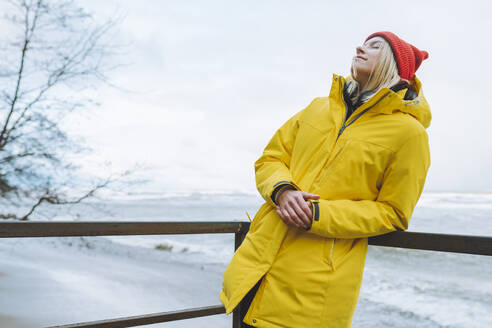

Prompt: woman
[{"left": 220, "top": 31, "right": 431, "bottom": 328}]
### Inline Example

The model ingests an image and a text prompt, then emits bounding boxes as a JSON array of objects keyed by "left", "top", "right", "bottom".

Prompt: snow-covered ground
[{"left": 0, "top": 236, "right": 231, "bottom": 327}]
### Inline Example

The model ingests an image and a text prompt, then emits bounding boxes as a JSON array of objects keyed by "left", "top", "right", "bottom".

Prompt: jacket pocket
[
  {"left": 324, "top": 238, "right": 336, "bottom": 268},
  {"left": 306, "top": 199, "right": 335, "bottom": 268}
]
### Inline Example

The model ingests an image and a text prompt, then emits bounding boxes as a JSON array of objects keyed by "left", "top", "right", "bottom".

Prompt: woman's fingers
[
  {"left": 301, "top": 191, "right": 320, "bottom": 200},
  {"left": 285, "top": 206, "right": 304, "bottom": 227},
  {"left": 276, "top": 207, "right": 297, "bottom": 227},
  {"left": 294, "top": 194, "right": 313, "bottom": 223},
  {"left": 300, "top": 199, "right": 313, "bottom": 219},
  {"left": 276, "top": 205, "right": 299, "bottom": 227},
  {"left": 290, "top": 199, "right": 311, "bottom": 227},
  {"left": 275, "top": 190, "right": 318, "bottom": 228},
  {"left": 294, "top": 194, "right": 313, "bottom": 216},
  {"left": 276, "top": 202, "right": 311, "bottom": 228}
]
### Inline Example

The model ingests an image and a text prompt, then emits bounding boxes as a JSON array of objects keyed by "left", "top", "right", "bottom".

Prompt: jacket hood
[
  {"left": 389, "top": 75, "right": 432, "bottom": 129},
  {"left": 340, "top": 74, "right": 432, "bottom": 129}
]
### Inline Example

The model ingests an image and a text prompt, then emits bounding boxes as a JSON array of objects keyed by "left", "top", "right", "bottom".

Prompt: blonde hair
[{"left": 347, "top": 39, "right": 401, "bottom": 105}]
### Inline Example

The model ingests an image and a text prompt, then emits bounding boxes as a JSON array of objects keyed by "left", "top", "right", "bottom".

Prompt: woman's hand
[{"left": 276, "top": 190, "right": 320, "bottom": 229}]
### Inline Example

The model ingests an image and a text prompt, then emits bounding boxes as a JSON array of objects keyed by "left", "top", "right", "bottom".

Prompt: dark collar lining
[{"left": 343, "top": 80, "right": 412, "bottom": 119}]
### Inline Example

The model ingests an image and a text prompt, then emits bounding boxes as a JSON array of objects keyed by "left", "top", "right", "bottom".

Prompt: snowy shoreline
[{"left": 0, "top": 236, "right": 231, "bottom": 328}]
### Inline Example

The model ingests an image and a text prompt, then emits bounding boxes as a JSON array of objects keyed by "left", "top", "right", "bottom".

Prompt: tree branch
[
  {"left": 18, "top": 175, "right": 117, "bottom": 220},
  {"left": 0, "top": 0, "right": 133, "bottom": 220}
]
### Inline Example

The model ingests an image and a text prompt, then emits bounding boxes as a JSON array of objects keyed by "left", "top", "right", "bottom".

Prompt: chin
[
  {"left": 350, "top": 64, "right": 364, "bottom": 82},
  {"left": 352, "top": 63, "right": 373, "bottom": 79}
]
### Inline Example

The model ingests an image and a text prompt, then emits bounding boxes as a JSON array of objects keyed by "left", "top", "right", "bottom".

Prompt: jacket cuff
[
  {"left": 305, "top": 199, "right": 320, "bottom": 232},
  {"left": 270, "top": 180, "right": 300, "bottom": 205},
  {"left": 272, "top": 185, "right": 297, "bottom": 205}
]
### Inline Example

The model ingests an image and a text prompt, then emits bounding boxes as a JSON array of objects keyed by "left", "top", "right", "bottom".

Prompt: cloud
[{"left": 72, "top": 0, "right": 492, "bottom": 193}]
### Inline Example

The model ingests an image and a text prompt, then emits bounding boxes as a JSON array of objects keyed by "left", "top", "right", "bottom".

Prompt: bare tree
[{"left": 0, "top": 0, "right": 127, "bottom": 220}]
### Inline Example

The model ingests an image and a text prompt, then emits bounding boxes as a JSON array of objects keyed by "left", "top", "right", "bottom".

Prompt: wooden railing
[{"left": 0, "top": 221, "right": 491, "bottom": 328}]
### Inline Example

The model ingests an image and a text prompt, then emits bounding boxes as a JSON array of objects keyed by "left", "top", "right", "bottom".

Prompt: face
[{"left": 351, "top": 36, "right": 385, "bottom": 86}]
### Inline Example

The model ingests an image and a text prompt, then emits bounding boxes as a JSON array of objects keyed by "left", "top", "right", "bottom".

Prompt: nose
[{"left": 356, "top": 45, "right": 365, "bottom": 54}]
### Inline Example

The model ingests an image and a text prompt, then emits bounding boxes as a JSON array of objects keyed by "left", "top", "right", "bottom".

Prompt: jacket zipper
[
  {"left": 337, "top": 77, "right": 350, "bottom": 140},
  {"left": 324, "top": 77, "right": 389, "bottom": 268},
  {"left": 316, "top": 140, "right": 350, "bottom": 185},
  {"left": 336, "top": 77, "right": 391, "bottom": 140},
  {"left": 326, "top": 140, "right": 349, "bottom": 170}
]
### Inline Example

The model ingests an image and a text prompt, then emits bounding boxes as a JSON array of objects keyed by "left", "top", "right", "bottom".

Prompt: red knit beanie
[{"left": 365, "top": 31, "right": 429, "bottom": 81}]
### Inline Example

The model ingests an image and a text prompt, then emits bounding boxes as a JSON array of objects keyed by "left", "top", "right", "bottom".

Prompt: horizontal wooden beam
[
  {"left": 0, "top": 221, "right": 248, "bottom": 238},
  {"left": 369, "top": 231, "right": 492, "bottom": 256},
  {"left": 47, "top": 305, "right": 226, "bottom": 328},
  {"left": 0, "top": 221, "right": 490, "bottom": 256}
]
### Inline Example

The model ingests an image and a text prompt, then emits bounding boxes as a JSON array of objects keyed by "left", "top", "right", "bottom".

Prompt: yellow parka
[{"left": 220, "top": 74, "right": 431, "bottom": 328}]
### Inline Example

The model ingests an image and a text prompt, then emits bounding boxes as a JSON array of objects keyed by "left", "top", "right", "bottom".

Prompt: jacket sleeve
[
  {"left": 307, "top": 132, "right": 430, "bottom": 239},
  {"left": 255, "top": 100, "right": 316, "bottom": 207}
]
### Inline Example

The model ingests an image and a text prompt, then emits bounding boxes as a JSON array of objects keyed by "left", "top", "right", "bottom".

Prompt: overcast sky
[{"left": 66, "top": 0, "right": 492, "bottom": 195}]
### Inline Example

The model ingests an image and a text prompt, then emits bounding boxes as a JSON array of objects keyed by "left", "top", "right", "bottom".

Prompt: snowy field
[{"left": 0, "top": 236, "right": 231, "bottom": 327}]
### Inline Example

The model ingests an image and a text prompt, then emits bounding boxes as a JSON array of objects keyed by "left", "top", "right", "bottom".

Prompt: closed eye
[{"left": 364, "top": 41, "right": 383, "bottom": 49}]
